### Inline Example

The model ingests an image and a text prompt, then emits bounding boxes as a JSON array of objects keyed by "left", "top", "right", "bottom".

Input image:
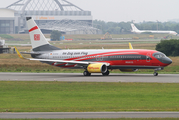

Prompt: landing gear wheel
[
  {"left": 102, "top": 70, "right": 110, "bottom": 76},
  {"left": 153, "top": 72, "right": 158, "bottom": 76},
  {"left": 83, "top": 71, "right": 91, "bottom": 76}
]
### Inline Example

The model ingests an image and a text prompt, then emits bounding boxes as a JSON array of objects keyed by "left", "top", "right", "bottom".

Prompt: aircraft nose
[{"left": 166, "top": 58, "right": 172, "bottom": 64}]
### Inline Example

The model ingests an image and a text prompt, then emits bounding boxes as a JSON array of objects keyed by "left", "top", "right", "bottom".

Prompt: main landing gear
[
  {"left": 83, "top": 70, "right": 110, "bottom": 76},
  {"left": 83, "top": 71, "right": 91, "bottom": 76},
  {"left": 102, "top": 70, "right": 110, "bottom": 76}
]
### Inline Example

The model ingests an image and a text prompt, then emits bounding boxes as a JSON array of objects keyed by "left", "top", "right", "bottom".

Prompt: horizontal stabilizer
[{"left": 20, "top": 52, "right": 42, "bottom": 55}]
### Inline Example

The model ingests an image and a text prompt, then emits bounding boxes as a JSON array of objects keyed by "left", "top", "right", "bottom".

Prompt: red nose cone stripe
[{"left": 29, "top": 26, "right": 38, "bottom": 32}]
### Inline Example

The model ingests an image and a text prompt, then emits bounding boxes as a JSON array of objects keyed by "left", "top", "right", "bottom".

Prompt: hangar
[
  {"left": 0, "top": 0, "right": 100, "bottom": 34},
  {"left": 0, "top": 8, "right": 15, "bottom": 34}
]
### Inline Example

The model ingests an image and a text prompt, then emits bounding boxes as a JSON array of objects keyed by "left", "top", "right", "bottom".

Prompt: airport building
[
  {"left": 0, "top": 0, "right": 100, "bottom": 34},
  {"left": 0, "top": 38, "right": 10, "bottom": 53}
]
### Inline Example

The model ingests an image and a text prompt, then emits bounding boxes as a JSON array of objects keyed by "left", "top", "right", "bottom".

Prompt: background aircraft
[
  {"left": 15, "top": 17, "right": 172, "bottom": 76},
  {"left": 131, "top": 23, "right": 178, "bottom": 35}
]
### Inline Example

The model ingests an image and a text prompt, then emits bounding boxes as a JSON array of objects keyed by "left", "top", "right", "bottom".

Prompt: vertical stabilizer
[
  {"left": 131, "top": 23, "right": 140, "bottom": 33},
  {"left": 26, "top": 17, "right": 60, "bottom": 52}
]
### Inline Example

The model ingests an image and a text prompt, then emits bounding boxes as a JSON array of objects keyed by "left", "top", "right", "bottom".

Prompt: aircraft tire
[
  {"left": 102, "top": 70, "right": 110, "bottom": 76},
  {"left": 83, "top": 71, "right": 91, "bottom": 76},
  {"left": 153, "top": 72, "right": 158, "bottom": 76}
]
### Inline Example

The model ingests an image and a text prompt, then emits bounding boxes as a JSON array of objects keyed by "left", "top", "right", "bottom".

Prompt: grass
[
  {"left": 6, "top": 33, "right": 179, "bottom": 46},
  {"left": 8, "top": 33, "right": 179, "bottom": 40},
  {"left": 0, "top": 34, "right": 14, "bottom": 39},
  {"left": 0, "top": 82, "right": 179, "bottom": 112},
  {"left": 0, "top": 118, "right": 178, "bottom": 120},
  {"left": 53, "top": 42, "right": 158, "bottom": 50}
]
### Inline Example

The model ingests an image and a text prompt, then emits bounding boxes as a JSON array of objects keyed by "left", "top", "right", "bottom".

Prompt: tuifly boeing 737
[
  {"left": 131, "top": 23, "right": 177, "bottom": 35},
  {"left": 15, "top": 17, "right": 172, "bottom": 76}
]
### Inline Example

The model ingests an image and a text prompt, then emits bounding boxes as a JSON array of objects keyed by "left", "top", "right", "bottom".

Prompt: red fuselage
[{"left": 38, "top": 49, "right": 172, "bottom": 70}]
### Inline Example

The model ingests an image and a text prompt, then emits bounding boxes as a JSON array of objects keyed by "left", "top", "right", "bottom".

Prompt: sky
[{"left": 0, "top": 0, "right": 179, "bottom": 23}]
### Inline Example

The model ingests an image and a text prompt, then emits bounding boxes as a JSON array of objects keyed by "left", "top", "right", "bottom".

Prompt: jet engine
[
  {"left": 87, "top": 63, "right": 107, "bottom": 73},
  {"left": 120, "top": 69, "right": 138, "bottom": 72}
]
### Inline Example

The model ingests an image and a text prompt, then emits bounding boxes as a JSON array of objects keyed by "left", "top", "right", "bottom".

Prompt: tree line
[
  {"left": 93, "top": 20, "right": 179, "bottom": 34},
  {"left": 156, "top": 39, "right": 179, "bottom": 56}
]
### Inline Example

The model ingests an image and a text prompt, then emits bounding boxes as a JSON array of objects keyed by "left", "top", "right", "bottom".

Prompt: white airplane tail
[
  {"left": 26, "top": 17, "right": 60, "bottom": 51},
  {"left": 131, "top": 23, "right": 140, "bottom": 33}
]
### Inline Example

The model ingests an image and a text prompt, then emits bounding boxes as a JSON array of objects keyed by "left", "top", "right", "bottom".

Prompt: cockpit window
[
  {"left": 154, "top": 54, "right": 160, "bottom": 58},
  {"left": 153, "top": 53, "right": 166, "bottom": 58}
]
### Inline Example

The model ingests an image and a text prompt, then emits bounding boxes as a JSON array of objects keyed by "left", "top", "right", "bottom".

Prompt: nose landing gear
[
  {"left": 153, "top": 72, "right": 158, "bottom": 76},
  {"left": 153, "top": 67, "right": 163, "bottom": 76}
]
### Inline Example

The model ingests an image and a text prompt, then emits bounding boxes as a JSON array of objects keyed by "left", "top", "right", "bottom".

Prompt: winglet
[
  {"left": 14, "top": 47, "right": 25, "bottom": 59},
  {"left": 129, "top": 43, "right": 133, "bottom": 49}
]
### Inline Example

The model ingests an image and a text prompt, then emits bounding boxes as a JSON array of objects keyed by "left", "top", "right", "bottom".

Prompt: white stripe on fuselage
[{"left": 36, "top": 49, "right": 150, "bottom": 60}]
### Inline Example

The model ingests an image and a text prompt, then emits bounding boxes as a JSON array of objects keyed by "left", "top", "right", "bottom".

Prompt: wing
[
  {"left": 29, "top": 58, "right": 109, "bottom": 66},
  {"left": 14, "top": 47, "right": 110, "bottom": 66},
  {"left": 129, "top": 42, "right": 133, "bottom": 49},
  {"left": 14, "top": 47, "right": 24, "bottom": 59}
]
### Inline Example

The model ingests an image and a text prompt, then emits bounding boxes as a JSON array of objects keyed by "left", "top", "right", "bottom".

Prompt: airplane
[
  {"left": 131, "top": 23, "right": 178, "bottom": 35},
  {"left": 15, "top": 17, "right": 172, "bottom": 76}
]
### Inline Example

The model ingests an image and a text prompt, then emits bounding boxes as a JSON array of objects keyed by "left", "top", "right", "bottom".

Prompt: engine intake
[{"left": 87, "top": 63, "right": 107, "bottom": 73}]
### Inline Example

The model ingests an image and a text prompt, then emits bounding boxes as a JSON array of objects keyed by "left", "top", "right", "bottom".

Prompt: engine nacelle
[
  {"left": 120, "top": 69, "right": 138, "bottom": 72},
  {"left": 87, "top": 63, "right": 107, "bottom": 73}
]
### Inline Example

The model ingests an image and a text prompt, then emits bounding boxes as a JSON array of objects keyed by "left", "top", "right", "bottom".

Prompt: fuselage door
[
  {"left": 146, "top": 53, "right": 151, "bottom": 62},
  {"left": 96, "top": 55, "right": 104, "bottom": 61}
]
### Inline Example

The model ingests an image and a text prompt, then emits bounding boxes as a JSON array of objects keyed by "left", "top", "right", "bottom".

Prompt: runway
[
  {"left": 1, "top": 112, "right": 179, "bottom": 118},
  {"left": 0, "top": 72, "right": 179, "bottom": 83}
]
